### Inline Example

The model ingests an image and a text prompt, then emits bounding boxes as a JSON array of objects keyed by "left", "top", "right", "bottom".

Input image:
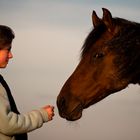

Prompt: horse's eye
[
  {"left": 93, "top": 52, "right": 104, "bottom": 59},
  {"left": 91, "top": 52, "right": 105, "bottom": 63}
]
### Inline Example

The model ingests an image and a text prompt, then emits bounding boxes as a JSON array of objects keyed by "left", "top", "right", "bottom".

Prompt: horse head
[{"left": 57, "top": 8, "right": 140, "bottom": 121}]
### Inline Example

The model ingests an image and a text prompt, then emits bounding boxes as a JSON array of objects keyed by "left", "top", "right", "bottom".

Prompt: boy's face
[{"left": 0, "top": 43, "right": 13, "bottom": 68}]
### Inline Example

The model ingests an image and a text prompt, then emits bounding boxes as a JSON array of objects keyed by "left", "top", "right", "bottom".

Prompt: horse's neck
[{"left": 131, "top": 69, "right": 140, "bottom": 85}]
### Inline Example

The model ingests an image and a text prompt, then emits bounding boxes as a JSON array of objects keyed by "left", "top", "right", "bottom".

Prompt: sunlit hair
[{"left": 0, "top": 25, "right": 15, "bottom": 49}]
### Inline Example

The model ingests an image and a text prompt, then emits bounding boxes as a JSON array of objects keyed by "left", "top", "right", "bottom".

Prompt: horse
[{"left": 57, "top": 8, "right": 140, "bottom": 121}]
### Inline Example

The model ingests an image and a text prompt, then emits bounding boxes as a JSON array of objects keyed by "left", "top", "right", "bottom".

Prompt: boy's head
[
  {"left": 0, "top": 25, "right": 15, "bottom": 68},
  {"left": 0, "top": 25, "right": 15, "bottom": 49}
]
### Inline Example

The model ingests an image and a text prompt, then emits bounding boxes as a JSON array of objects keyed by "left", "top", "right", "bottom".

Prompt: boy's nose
[{"left": 9, "top": 52, "right": 13, "bottom": 58}]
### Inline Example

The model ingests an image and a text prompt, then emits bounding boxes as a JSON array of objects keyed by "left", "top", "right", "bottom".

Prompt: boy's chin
[{"left": 0, "top": 64, "right": 8, "bottom": 68}]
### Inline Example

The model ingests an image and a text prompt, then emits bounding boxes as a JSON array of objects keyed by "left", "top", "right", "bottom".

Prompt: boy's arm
[{"left": 0, "top": 92, "right": 51, "bottom": 136}]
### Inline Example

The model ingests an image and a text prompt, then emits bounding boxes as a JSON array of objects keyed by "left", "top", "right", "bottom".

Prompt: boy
[{"left": 0, "top": 25, "right": 55, "bottom": 140}]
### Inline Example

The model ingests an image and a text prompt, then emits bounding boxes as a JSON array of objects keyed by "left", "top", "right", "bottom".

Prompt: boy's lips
[{"left": 6, "top": 60, "right": 9, "bottom": 64}]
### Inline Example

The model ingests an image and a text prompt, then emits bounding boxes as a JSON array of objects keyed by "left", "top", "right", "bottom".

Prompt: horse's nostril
[
  {"left": 61, "top": 97, "right": 65, "bottom": 106},
  {"left": 58, "top": 97, "right": 66, "bottom": 109}
]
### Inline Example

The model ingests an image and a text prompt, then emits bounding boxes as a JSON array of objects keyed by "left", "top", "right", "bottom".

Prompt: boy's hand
[{"left": 43, "top": 105, "right": 55, "bottom": 121}]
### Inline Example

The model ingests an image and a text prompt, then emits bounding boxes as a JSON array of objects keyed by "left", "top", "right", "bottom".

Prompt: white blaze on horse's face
[{"left": 57, "top": 8, "right": 140, "bottom": 121}]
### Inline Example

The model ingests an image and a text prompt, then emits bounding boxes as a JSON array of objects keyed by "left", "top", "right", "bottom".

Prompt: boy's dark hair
[{"left": 0, "top": 25, "right": 15, "bottom": 48}]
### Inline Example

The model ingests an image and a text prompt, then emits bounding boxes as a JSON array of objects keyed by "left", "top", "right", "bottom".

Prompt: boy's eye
[
  {"left": 8, "top": 47, "right": 11, "bottom": 51},
  {"left": 4, "top": 47, "right": 11, "bottom": 52}
]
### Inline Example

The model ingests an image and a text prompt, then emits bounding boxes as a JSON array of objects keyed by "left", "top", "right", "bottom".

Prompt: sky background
[{"left": 0, "top": 0, "right": 140, "bottom": 140}]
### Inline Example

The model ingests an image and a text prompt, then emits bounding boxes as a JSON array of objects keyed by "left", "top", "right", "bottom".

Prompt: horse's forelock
[{"left": 81, "top": 24, "right": 106, "bottom": 58}]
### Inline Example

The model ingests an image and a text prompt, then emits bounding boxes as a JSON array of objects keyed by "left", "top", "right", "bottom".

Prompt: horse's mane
[{"left": 108, "top": 18, "right": 140, "bottom": 83}]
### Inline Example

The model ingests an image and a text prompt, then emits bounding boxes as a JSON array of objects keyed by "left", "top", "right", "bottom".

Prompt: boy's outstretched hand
[{"left": 43, "top": 105, "right": 55, "bottom": 121}]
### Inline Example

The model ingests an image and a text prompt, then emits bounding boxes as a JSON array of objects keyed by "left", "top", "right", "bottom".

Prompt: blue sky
[
  {"left": 0, "top": 1, "right": 140, "bottom": 140},
  {"left": 0, "top": 0, "right": 140, "bottom": 28}
]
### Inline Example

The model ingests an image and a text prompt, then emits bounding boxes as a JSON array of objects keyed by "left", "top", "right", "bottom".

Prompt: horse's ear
[
  {"left": 102, "top": 8, "right": 114, "bottom": 32},
  {"left": 92, "top": 10, "right": 101, "bottom": 27}
]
